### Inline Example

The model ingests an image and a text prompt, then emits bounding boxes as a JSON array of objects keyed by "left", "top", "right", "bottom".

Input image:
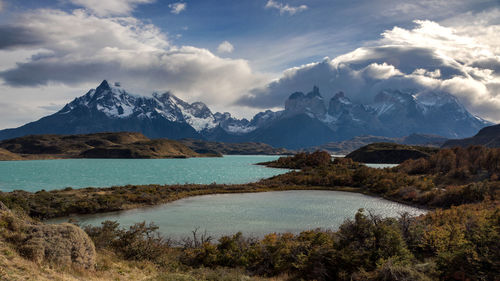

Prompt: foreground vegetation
[{"left": 0, "top": 146, "right": 499, "bottom": 280}]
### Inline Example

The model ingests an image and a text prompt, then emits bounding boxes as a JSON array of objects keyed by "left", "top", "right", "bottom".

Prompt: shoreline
[
  {"left": 28, "top": 183, "right": 429, "bottom": 221},
  {"left": 47, "top": 186, "right": 430, "bottom": 226},
  {"left": 0, "top": 153, "right": 294, "bottom": 161}
]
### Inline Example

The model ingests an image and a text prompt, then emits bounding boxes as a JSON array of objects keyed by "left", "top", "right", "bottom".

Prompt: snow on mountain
[
  {"left": 213, "top": 112, "right": 254, "bottom": 134},
  {"left": 61, "top": 81, "right": 140, "bottom": 119},
  {"left": 60, "top": 80, "right": 224, "bottom": 132}
]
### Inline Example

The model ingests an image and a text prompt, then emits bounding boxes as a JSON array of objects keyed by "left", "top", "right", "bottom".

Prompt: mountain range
[{"left": 0, "top": 80, "right": 493, "bottom": 149}]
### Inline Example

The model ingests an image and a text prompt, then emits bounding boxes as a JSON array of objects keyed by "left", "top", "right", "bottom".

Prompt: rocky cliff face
[{"left": 284, "top": 86, "right": 327, "bottom": 119}]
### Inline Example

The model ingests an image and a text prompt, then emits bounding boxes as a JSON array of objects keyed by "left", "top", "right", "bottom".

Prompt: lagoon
[
  {"left": 50, "top": 190, "right": 427, "bottom": 239},
  {"left": 0, "top": 155, "right": 288, "bottom": 192}
]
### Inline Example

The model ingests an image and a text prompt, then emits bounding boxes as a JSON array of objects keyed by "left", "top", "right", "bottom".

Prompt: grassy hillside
[
  {"left": 179, "top": 138, "right": 293, "bottom": 155},
  {"left": 0, "top": 132, "right": 212, "bottom": 160},
  {"left": 0, "top": 148, "right": 23, "bottom": 161}
]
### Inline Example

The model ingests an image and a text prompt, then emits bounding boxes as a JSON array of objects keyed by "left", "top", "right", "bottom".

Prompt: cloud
[
  {"left": 0, "top": 26, "right": 45, "bottom": 49},
  {"left": 217, "top": 41, "right": 234, "bottom": 54},
  {"left": 168, "top": 2, "right": 186, "bottom": 14},
  {"left": 0, "top": 8, "right": 266, "bottom": 115},
  {"left": 0, "top": 0, "right": 4, "bottom": 12},
  {"left": 265, "top": 0, "right": 307, "bottom": 15},
  {"left": 69, "top": 0, "right": 155, "bottom": 16},
  {"left": 238, "top": 19, "right": 500, "bottom": 122},
  {"left": 0, "top": 82, "right": 91, "bottom": 129}
]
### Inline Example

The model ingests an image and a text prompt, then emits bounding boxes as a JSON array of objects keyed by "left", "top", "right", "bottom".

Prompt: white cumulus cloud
[
  {"left": 217, "top": 41, "right": 234, "bottom": 54},
  {"left": 169, "top": 2, "right": 186, "bottom": 14},
  {"left": 265, "top": 0, "right": 307, "bottom": 15},
  {"left": 69, "top": 0, "right": 155, "bottom": 16},
  {"left": 239, "top": 18, "right": 500, "bottom": 122}
]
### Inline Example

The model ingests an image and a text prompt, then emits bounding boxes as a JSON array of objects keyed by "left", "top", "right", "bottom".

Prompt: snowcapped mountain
[
  {"left": 60, "top": 80, "right": 220, "bottom": 132},
  {"left": 0, "top": 81, "right": 219, "bottom": 140},
  {"left": 225, "top": 87, "right": 492, "bottom": 148},
  {"left": 0, "top": 81, "right": 493, "bottom": 149}
]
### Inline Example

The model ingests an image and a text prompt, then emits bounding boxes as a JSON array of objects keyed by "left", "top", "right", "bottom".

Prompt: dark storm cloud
[
  {"left": 0, "top": 60, "right": 121, "bottom": 86},
  {"left": 472, "top": 58, "right": 500, "bottom": 75},
  {"left": 0, "top": 25, "right": 44, "bottom": 49}
]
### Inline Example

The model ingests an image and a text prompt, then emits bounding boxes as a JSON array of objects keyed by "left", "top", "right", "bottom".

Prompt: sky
[{"left": 0, "top": 0, "right": 499, "bottom": 129}]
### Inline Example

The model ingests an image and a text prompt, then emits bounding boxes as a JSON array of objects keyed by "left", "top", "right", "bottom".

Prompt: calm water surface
[
  {"left": 365, "top": 163, "right": 399, "bottom": 168},
  {"left": 50, "top": 190, "right": 426, "bottom": 239},
  {"left": 0, "top": 155, "right": 289, "bottom": 192}
]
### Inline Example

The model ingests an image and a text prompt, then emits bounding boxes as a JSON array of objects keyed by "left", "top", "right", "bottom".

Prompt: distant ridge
[
  {"left": 442, "top": 124, "right": 500, "bottom": 148},
  {"left": 307, "top": 134, "right": 448, "bottom": 155},
  {"left": 346, "top": 143, "right": 439, "bottom": 164}
]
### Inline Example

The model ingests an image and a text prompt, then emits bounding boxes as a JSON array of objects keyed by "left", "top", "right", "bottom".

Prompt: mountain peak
[
  {"left": 328, "top": 91, "right": 353, "bottom": 116},
  {"left": 285, "top": 87, "right": 326, "bottom": 118},
  {"left": 288, "top": 92, "right": 305, "bottom": 100},
  {"left": 153, "top": 91, "right": 172, "bottom": 99},
  {"left": 333, "top": 91, "right": 345, "bottom": 99},
  {"left": 306, "top": 86, "right": 322, "bottom": 99},
  {"left": 96, "top": 80, "right": 111, "bottom": 91},
  {"left": 374, "top": 89, "right": 415, "bottom": 105}
]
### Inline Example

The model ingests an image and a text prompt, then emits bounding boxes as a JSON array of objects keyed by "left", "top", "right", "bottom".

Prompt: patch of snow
[
  {"left": 184, "top": 114, "right": 217, "bottom": 131},
  {"left": 306, "top": 112, "right": 315, "bottom": 118},
  {"left": 370, "top": 103, "right": 394, "bottom": 116},
  {"left": 226, "top": 125, "right": 256, "bottom": 134},
  {"left": 320, "top": 114, "right": 337, "bottom": 124},
  {"left": 338, "top": 97, "right": 352, "bottom": 105},
  {"left": 155, "top": 108, "right": 177, "bottom": 121},
  {"left": 119, "top": 103, "right": 134, "bottom": 117}
]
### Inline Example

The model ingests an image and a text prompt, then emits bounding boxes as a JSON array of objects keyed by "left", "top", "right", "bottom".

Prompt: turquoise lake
[
  {"left": 50, "top": 190, "right": 427, "bottom": 239},
  {"left": 0, "top": 155, "right": 288, "bottom": 192}
]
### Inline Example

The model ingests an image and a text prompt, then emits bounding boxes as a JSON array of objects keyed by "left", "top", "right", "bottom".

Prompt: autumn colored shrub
[{"left": 83, "top": 220, "right": 169, "bottom": 263}]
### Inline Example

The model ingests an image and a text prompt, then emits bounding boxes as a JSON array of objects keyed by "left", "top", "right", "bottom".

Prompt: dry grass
[
  {"left": 0, "top": 148, "right": 23, "bottom": 161},
  {"left": 0, "top": 242, "right": 285, "bottom": 281}
]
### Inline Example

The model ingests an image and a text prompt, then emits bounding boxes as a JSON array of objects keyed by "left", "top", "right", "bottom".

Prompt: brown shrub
[
  {"left": 19, "top": 223, "right": 96, "bottom": 269},
  {"left": 0, "top": 203, "right": 96, "bottom": 270}
]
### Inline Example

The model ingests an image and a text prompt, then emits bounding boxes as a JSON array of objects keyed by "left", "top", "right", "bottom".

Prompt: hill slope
[
  {"left": 346, "top": 143, "right": 439, "bottom": 164},
  {"left": 179, "top": 139, "right": 293, "bottom": 155},
  {"left": 0, "top": 132, "right": 207, "bottom": 159},
  {"left": 307, "top": 134, "right": 448, "bottom": 155},
  {"left": 442, "top": 124, "right": 500, "bottom": 148}
]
